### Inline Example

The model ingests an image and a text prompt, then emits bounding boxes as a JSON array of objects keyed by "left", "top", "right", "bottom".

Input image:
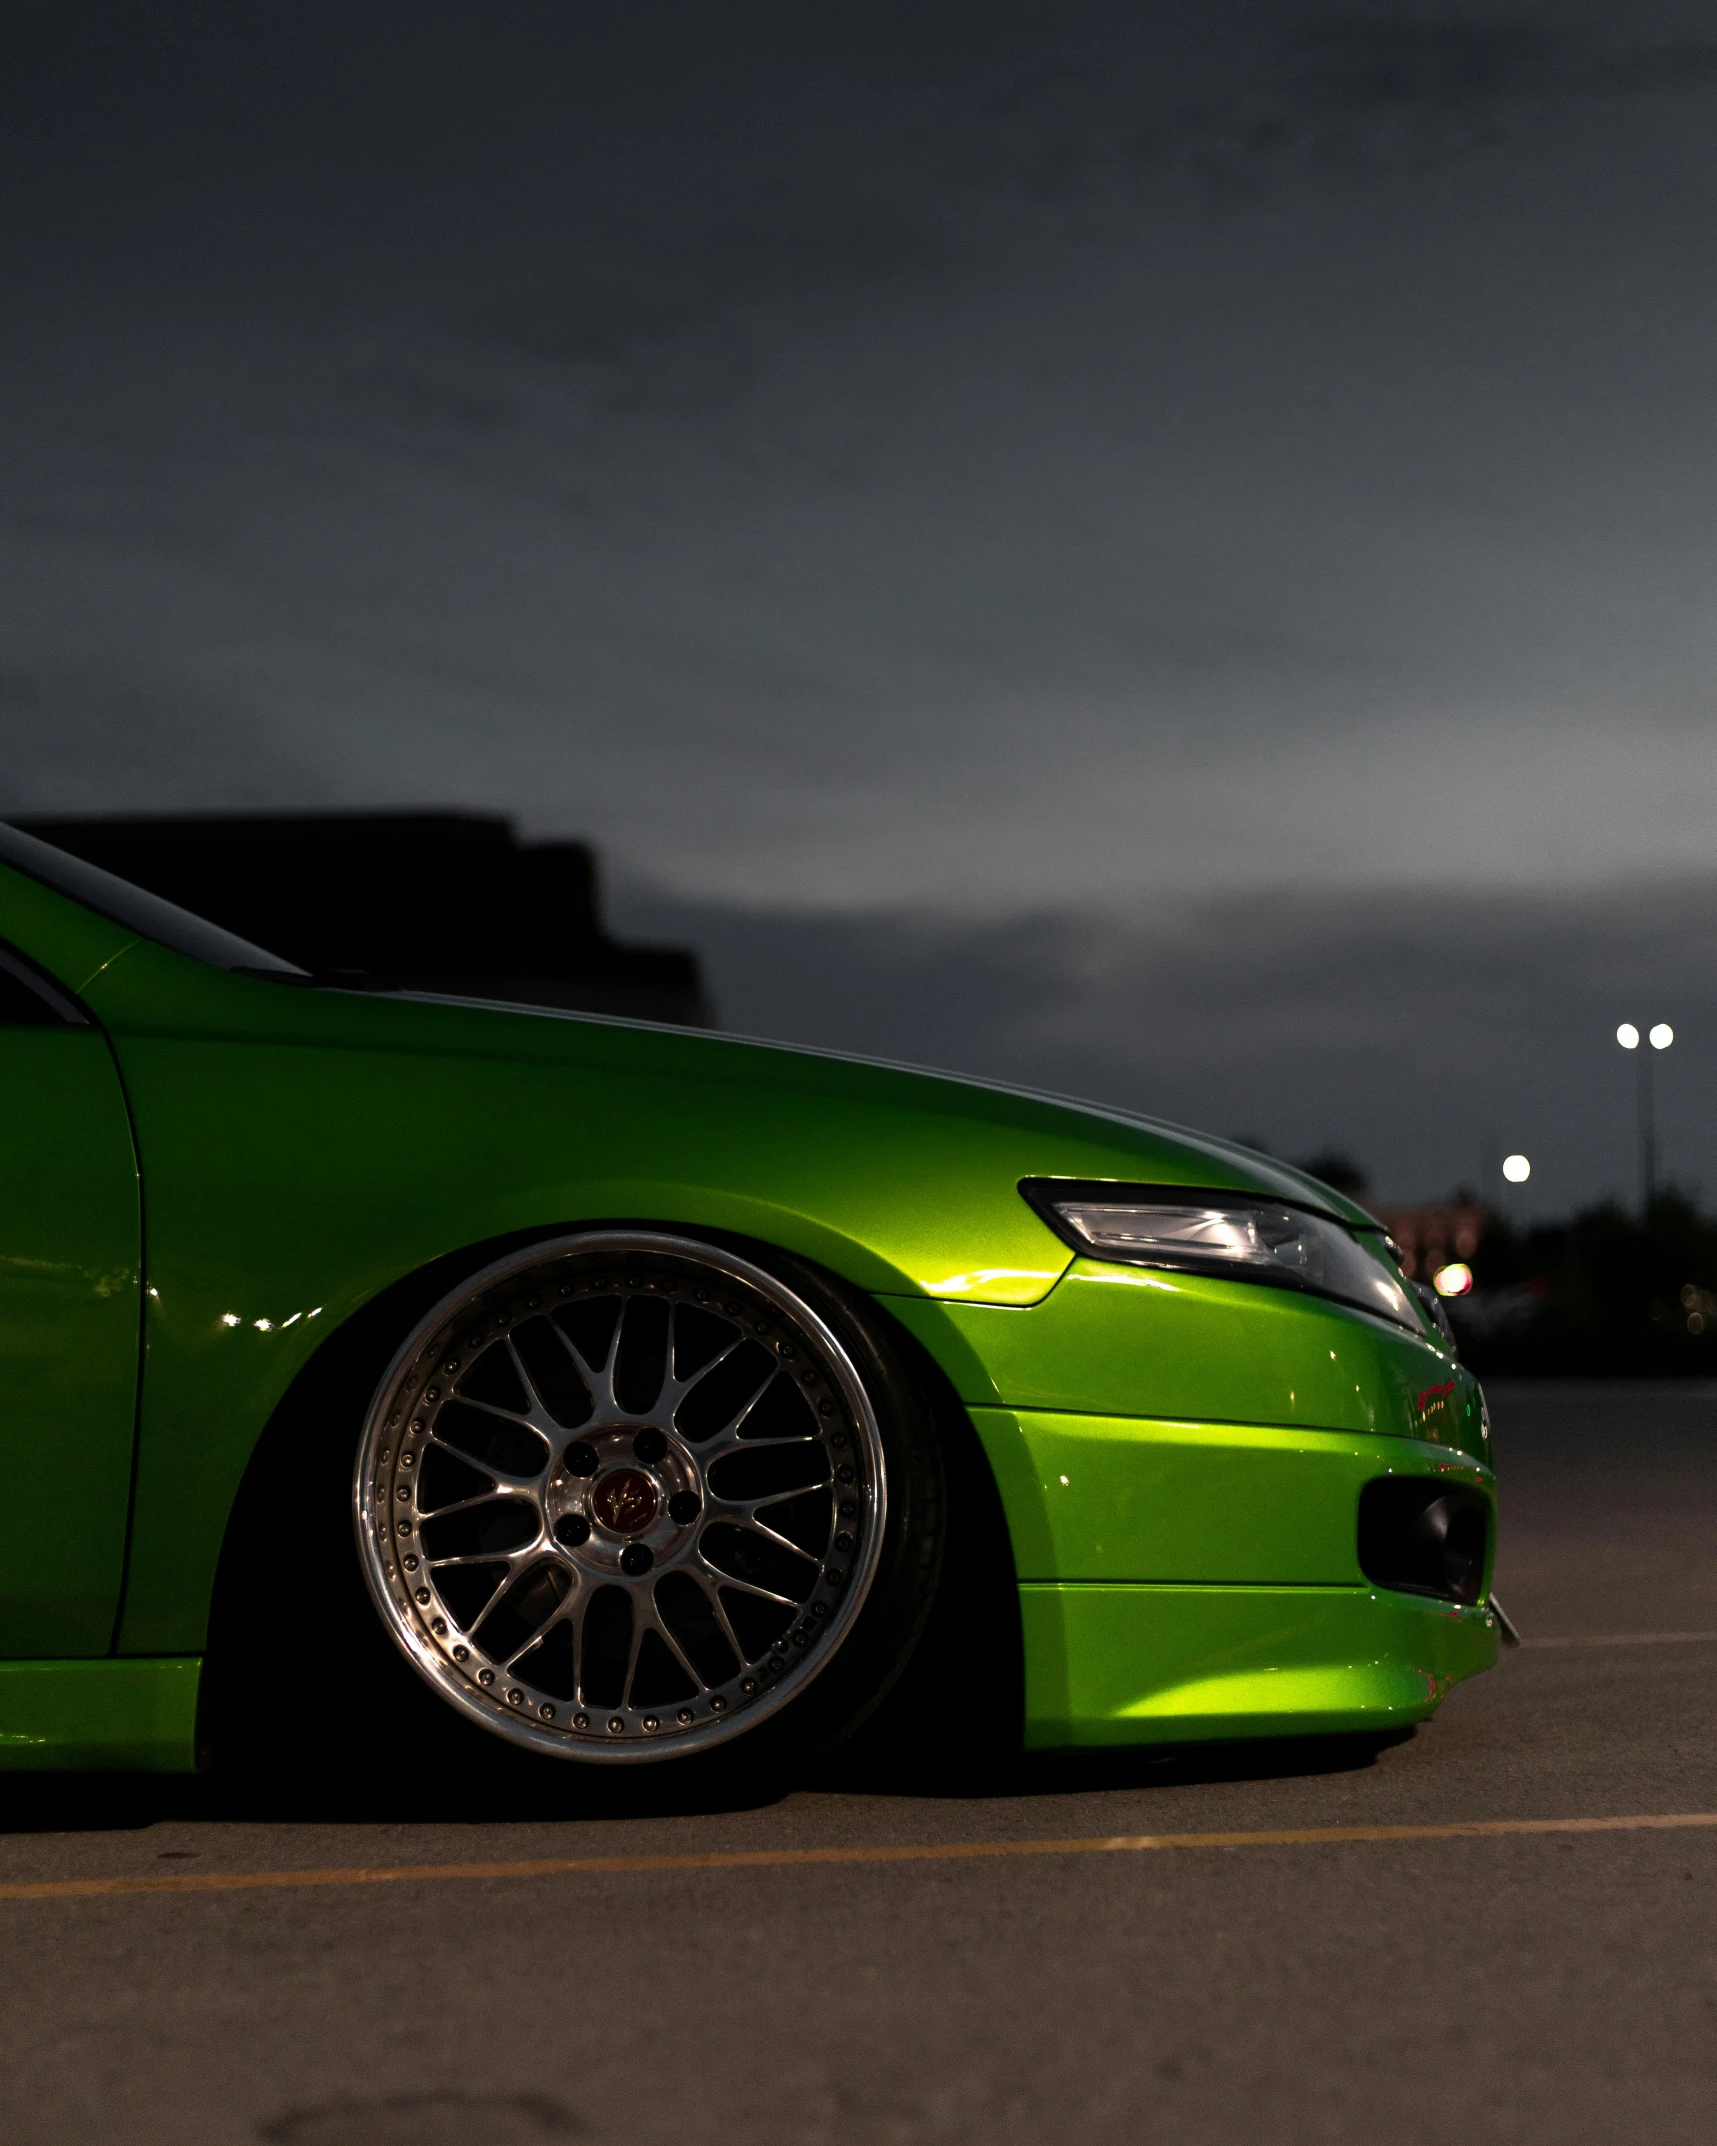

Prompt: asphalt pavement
[{"left": 3, "top": 1380, "right": 1715, "bottom": 2146}]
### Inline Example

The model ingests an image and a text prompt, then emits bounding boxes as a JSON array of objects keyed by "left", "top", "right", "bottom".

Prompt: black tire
[{"left": 205, "top": 1227, "right": 945, "bottom": 1793}]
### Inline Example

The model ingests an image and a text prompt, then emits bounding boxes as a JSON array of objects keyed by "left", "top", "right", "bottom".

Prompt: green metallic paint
[
  {"left": 0, "top": 1658, "right": 200, "bottom": 1771},
  {"left": 1019, "top": 1585, "right": 1499, "bottom": 1748},
  {"left": 0, "top": 1025, "right": 141, "bottom": 1654},
  {"left": 967, "top": 1411, "right": 1494, "bottom": 1586},
  {"left": 887, "top": 1263, "right": 1488, "bottom": 1460},
  {"left": 0, "top": 858, "right": 1502, "bottom": 1764},
  {"left": 52, "top": 930, "right": 1426, "bottom": 1660},
  {"left": 0, "top": 861, "right": 140, "bottom": 995}
]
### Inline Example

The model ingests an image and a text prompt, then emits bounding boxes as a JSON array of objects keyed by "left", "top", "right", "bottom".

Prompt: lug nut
[
  {"left": 667, "top": 1491, "right": 701, "bottom": 1525},
  {"left": 555, "top": 1513, "right": 592, "bottom": 1548},
  {"left": 633, "top": 1426, "right": 667, "bottom": 1464},
  {"left": 565, "top": 1441, "right": 599, "bottom": 1477},
  {"left": 620, "top": 1543, "right": 654, "bottom": 1577}
]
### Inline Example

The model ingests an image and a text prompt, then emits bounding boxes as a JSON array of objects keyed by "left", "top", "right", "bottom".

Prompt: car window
[
  {"left": 0, "top": 944, "right": 87, "bottom": 1026},
  {"left": 0, "top": 968, "right": 58, "bottom": 1025},
  {"left": 0, "top": 820, "right": 303, "bottom": 976}
]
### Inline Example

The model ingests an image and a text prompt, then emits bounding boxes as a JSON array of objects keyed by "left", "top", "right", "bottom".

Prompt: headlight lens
[{"left": 1020, "top": 1179, "right": 1420, "bottom": 1333}]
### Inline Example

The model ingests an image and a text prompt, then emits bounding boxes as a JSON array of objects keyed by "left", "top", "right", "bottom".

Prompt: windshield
[{"left": 0, "top": 821, "right": 304, "bottom": 975}]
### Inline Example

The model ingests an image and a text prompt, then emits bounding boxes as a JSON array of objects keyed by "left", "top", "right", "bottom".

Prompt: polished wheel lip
[{"left": 353, "top": 1230, "right": 888, "bottom": 1765}]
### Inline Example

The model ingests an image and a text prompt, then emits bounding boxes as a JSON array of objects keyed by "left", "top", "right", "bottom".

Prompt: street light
[{"left": 1616, "top": 1020, "right": 1673, "bottom": 1209}]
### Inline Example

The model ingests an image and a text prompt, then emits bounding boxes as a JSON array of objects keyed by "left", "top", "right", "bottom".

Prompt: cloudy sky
[{"left": 3, "top": 2, "right": 1715, "bottom": 1209}]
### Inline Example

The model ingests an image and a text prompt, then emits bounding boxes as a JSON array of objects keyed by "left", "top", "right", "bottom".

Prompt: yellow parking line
[{"left": 2, "top": 1811, "right": 1715, "bottom": 1903}]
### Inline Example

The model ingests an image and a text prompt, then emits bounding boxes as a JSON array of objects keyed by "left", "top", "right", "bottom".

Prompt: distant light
[
  {"left": 1650, "top": 1023, "right": 1674, "bottom": 1051},
  {"left": 1502, "top": 1154, "right": 1531, "bottom": 1183},
  {"left": 1433, "top": 1262, "right": 1474, "bottom": 1298},
  {"left": 219, "top": 1312, "right": 241, "bottom": 1328},
  {"left": 1616, "top": 1023, "right": 1640, "bottom": 1050}
]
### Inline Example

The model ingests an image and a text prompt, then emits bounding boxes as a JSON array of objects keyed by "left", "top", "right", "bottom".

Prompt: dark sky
[{"left": 4, "top": 2, "right": 1715, "bottom": 1210}]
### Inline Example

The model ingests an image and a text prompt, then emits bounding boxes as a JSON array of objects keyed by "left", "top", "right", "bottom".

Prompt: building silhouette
[{"left": 18, "top": 812, "right": 710, "bottom": 1028}]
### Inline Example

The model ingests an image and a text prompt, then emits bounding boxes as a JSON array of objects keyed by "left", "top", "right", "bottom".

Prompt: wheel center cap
[{"left": 591, "top": 1467, "right": 659, "bottom": 1536}]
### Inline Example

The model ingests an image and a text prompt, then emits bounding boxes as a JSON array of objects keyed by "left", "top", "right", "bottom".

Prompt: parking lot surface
[{"left": 2, "top": 1382, "right": 1715, "bottom": 2146}]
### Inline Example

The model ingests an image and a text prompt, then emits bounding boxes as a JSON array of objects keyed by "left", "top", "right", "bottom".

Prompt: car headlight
[{"left": 1020, "top": 1179, "right": 1421, "bottom": 1333}]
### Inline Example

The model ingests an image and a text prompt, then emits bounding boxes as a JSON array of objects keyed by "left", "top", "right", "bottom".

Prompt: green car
[{"left": 0, "top": 821, "right": 1499, "bottom": 1777}]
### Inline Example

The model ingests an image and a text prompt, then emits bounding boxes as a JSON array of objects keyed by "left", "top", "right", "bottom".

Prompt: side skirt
[{"left": 0, "top": 1658, "right": 201, "bottom": 1772}]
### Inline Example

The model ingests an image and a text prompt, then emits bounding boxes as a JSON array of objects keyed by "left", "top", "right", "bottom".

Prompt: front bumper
[
  {"left": 969, "top": 1407, "right": 1499, "bottom": 1747},
  {"left": 889, "top": 1264, "right": 1501, "bottom": 1748}
]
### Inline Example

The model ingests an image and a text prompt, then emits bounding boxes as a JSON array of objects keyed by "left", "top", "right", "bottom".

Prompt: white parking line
[{"left": 1522, "top": 1631, "right": 1717, "bottom": 1649}]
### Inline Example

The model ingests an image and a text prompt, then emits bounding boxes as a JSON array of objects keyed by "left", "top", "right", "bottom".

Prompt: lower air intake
[{"left": 1358, "top": 1479, "right": 1491, "bottom": 1605}]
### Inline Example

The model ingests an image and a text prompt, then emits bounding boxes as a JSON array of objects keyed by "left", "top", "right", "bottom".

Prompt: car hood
[
  {"left": 391, "top": 988, "right": 1373, "bottom": 1228},
  {"left": 74, "top": 938, "right": 1384, "bottom": 1310}
]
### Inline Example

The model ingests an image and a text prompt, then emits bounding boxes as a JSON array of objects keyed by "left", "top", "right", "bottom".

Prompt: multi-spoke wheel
[{"left": 354, "top": 1232, "right": 942, "bottom": 1766}]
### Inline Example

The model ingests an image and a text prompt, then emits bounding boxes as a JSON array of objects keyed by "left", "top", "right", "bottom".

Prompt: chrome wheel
[{"left": 355, "top": 1233, "right": 887, "bottom": 1762}]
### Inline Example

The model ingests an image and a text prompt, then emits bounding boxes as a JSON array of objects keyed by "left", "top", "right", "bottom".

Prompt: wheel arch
[{"left": 198, "top": 1214, "right": 1024, "bottom": 1769}]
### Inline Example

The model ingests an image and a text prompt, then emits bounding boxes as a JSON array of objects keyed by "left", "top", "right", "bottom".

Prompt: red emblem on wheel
[{"left": 591, "top": 1467, "right": 659, "bottom": 1536}]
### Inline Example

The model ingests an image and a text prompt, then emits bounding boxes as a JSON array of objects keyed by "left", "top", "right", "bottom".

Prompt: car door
[{"left": 0, "top": 943, "right": 142, "bottom": 1654}]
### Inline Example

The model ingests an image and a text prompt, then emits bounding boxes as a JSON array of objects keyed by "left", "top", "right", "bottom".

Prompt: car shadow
[
  {"left": 0, "top": 1730, "right": 1414, "bottom": 1837},
  {"left": 0, "top": 1755, "right": 794, "bottom": 1835},
  {"left": 811, "top": 1727, "right": 1417, "bottom": 1802}
]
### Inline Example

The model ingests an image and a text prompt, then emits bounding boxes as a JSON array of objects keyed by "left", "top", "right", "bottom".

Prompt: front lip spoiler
[{"left": 1490, "top": 1596, "right": 1523, "bottom": 1645}]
